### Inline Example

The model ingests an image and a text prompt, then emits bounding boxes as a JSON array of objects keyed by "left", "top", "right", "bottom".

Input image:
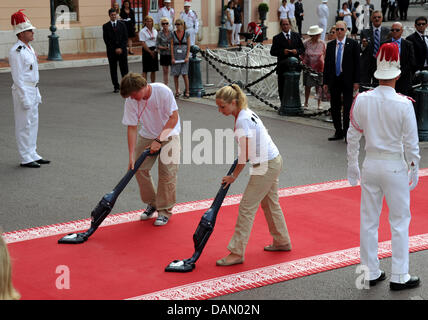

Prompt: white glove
[
  {"left": 347, "top": 163, "right": 360, "bottom": 186},
  {"left": 409, "top": 164, "right": 419, "bottom": 191}
]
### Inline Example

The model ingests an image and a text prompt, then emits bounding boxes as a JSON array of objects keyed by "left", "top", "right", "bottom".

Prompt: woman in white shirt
[
  {"left": 278, "top": 0, "right": 288, "bottom": 20},
  {"left": 339, "top": 2, "right": 353, "bottom": 32},
  {"left": 225, "top": 1, "right": 235, "bottom": 46},
  {"left": 139, "top": 15, "right": 158, "bottom": 83},
  {"left": 215, "top": 84, "right": 292, "bottom": 266}
]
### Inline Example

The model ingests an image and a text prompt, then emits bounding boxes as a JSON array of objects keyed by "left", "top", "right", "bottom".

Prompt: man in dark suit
[
  {"left": 270, "top": 18, "right": 305, "bottom": 105},
  {"left": 103, "top": 8, "right": 129, "bottom": 93},
  {"left": 360, "top": 11, "right": 390, "bottom": 87},
  {"left": 406, "top": 16, "right": 428, "bottom": 72},
  {"left": 323, "top": 20, "right": 360, "bottom": 141},
  {"left": 386, "top": 22, "right": 416, "bottom": 95},
  {"left": 397, "top": 0, "right": 409, "bottom": 21},
  {"left": 295, "top": 0, "right": 304, "bottom": 36}
]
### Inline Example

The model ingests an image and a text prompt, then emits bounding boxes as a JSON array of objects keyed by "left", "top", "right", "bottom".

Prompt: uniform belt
[
  {"left": 365, "top": 151, "right": 404, "bottom": 160},
  {"left": 24, "top": 81, "right": 38, "bottom": 87}
]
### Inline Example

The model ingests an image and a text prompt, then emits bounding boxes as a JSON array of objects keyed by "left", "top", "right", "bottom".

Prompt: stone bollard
[
  {"left": 414, "top": 70, "right": 428, "bottom": 142},
  {"left": 278, "top": 57, "right": 303, "bottom": 116},
  {"left": 188, "top": 45, "right": 205, "bottom": 98}
]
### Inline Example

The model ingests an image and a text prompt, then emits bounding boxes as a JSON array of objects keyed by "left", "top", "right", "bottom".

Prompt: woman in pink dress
[{"left": 301, "top": 25, "right": 326, "bottom": 110}]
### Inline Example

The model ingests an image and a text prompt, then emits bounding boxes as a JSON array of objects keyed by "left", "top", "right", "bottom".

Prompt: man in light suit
[
  {"left": 270, "top": 18, "right": 304, "bottom": 106},
  {"left": 360, "top": 11, "right": 390, "bottom": 87},
  {"left": 323, "top": 21, "right": 360, "bottom": 141},
  {"left": 103, "top": 8, "right": 129, "bottom": 93},
  {"left": 347, "top": 43, "right": 420, "bottom": 291},
  {"left": 9, "top": 10, "right": 50, "bottom": 168}
]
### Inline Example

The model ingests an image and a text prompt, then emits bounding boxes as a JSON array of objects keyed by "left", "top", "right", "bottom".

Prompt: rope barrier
[{"left": 197, "top": 48, "right": 423, "bottom": 118}]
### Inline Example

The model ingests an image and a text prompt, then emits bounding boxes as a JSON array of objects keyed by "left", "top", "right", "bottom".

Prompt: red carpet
[{"left": 4, "top": 171, "right": 428, "bottom": 300}]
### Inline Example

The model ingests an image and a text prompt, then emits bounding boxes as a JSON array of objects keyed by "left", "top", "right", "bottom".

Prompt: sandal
[
  {"left": 175, "top": 92, "right": 181, "bottom": 98},
  {"left": 183, "top": 93, "right": 190, "bottom": 99}
]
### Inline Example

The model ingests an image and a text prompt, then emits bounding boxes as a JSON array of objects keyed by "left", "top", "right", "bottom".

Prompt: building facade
[{"left": 0, "top": 1, "right": 381, "bottom": 59}]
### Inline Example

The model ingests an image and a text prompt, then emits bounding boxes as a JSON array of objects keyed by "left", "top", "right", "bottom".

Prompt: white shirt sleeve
[
  {"left": 347, "top": 97, "right": 363, "bottom": 166},
  {"left": 122, "top": 98, "right": 139, "bottom": 126},
  {"left": 402, "top": 102, "right": 421, "bottom": 166}
]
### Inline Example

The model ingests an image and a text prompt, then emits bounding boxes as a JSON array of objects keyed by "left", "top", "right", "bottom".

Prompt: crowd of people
[
  {"left": 4, "top": 2, "right": 425, "bottom": 299},
  {"left": 271, "top": 2, "right": 427, "bottom": 143},
  {"left": 104, "top": 1, "right": 197, "bottom": 97}
]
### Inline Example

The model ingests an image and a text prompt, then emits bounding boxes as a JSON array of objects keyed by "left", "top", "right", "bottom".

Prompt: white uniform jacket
[
  {"left": 347, "top": 86, "right": 420, "bottom": 167},
  {"left": 159, "top": 6, "right": 175, "bottom": 30},
  {"left": 9, "top": 40, "right": 42, "bottom": 109},
  {"left": 179, "top": 9, "right": 198, "bottom": 32}
]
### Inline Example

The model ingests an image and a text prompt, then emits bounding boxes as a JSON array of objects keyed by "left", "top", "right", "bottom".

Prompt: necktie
[
  {"left": 113, "top": 22, "right": 117, "bottom": 30},
  {"left": 393, "top": 38, "right": 401, "bottom": 54},
  {"left": 373, "top": 29, "right": 380, "bottom": 57},
  {"left": 336, "top": 42, "right": 342, "bottom": 76},
  {"left": 286, "top": 33, "right": 291, "bottom": 44}
]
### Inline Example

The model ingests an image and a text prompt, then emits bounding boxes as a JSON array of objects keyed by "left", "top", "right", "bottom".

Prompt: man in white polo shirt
[{"left": 120, "top": 73, "right": 181, "bottom": 226}]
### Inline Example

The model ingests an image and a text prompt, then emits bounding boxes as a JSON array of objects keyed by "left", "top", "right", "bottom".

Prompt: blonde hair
[
  {"left": 144, "top": 15, "right": 154, "bottom": 23},
  {"left": 0, "top": 235, "right": 20, "bottom": 300},
  {"left": 216, "top": 84, "right": 248, "bottom": 110},
  {"left": 160, "top": 17, "right": 170, "bottom": 25},
  {"left": 120, "top": 72, "right": 148, "bottom": 98},
  {"left": 174, "top": 18, "right": 186, "bottom": 30}
]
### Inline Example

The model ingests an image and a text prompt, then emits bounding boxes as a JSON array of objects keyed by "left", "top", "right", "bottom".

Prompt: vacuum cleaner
[
  {"left": 58, "top": 148, "right": 154, "bottom": 244},
  {"left": 165, "top": 158, "right": 238, "bottom": 272}
]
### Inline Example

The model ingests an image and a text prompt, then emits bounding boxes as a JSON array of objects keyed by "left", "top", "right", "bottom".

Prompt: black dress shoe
[
  {"left": 20, "top": 161, "right": 41, "bottom": 168},
  {"left": 328, "top": 134, "right": 344, "bottom": 141},
  {"left": 36, "top": 158, "right": 51, "bottom": 164},
  {"left": 390, "top": 276, "right": 420, "bottom": 291},
  {"left": 369, "top": 271, "right": 386, "bottom": 286},
  {"left": 113, "top": 88, "right": 120, "bottom": 93}
]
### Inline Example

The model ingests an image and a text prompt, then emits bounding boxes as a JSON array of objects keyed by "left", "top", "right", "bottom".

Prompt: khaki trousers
[
  {"left": 227, "top": 155, "right": 291, "bottom": 257},
  {"left": 134, "top": 135, "right": 180, "bottom": 219}
]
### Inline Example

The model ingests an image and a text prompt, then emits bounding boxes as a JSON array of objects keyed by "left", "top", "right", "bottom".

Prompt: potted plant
[{"left": 258, "top": 3, "right": 269, "bottom": 21}]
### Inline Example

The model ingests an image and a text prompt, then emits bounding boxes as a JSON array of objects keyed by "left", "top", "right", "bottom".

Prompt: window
[
  {"left": 150, "top": 0, "right": 159, "bottom": 12},
  {"left": 54, "top": 0, "right": 79, "bottom": 22}
]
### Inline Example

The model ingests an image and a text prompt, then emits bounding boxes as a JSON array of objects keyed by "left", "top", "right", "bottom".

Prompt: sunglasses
[
  {"left": 416, "top": 23, "right": 427, "bottom": 26},
  {"left": 336, "top": 28, "right": 345, "bottom": 31},
  {"left": 175, "top": 23, "right": 182, "bottom": 26},
  {"left": 391, "top": 28, "right": 401, "bottom": 32},
  {"left": 372, "top": 16, "right": 382, "bottom": 19},
  {"left": 162, "top": 22, "right": 169, "bottom": 25}
]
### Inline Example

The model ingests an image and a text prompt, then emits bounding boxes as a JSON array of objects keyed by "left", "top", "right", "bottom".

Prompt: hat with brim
[
  {"left": 374, "top": 43, "right": 401, "bottom": 80},
  {"left": 307, "top": 25, "right": 323, "bottom": 36},
  {"left": 184, "top": 1, "right": 192, "bottom": 6},
  {"left": 11, "top": 9, "right": 36, "bottom": 35},
  {"left": 322, "top": 0, "right": 328, "bottom": 3},
  {"left": 164, "top": 0, "right": 171, "bottom": 2}
]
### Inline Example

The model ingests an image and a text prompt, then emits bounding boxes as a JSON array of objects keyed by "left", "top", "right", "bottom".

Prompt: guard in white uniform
[
  {"left": 347, "top": 43, "right": 420, "bottom": 291},
  {"left": 179, "top": 1, "right": 199, "bottom": 46},
  {"left": 9, "top": 10, "right": 50, "bottom": 168},
  {"left": 158, "top": 0, "right": 175, "bottom": 31},
  {"left": 317, "top": 0, "right": 329, "bottom": 41}
]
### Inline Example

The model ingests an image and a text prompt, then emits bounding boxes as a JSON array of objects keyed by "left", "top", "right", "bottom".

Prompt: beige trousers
[
  {"left": 134, "top": 135, "right": 180, "bottom": 219},
  {"left": 227, "top": 155, "right": 291, "bottom": 257}
]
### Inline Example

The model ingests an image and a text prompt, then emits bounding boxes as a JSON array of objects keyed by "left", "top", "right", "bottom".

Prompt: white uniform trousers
[
  {"left": 232, "top": 23, "right": 242, "bottom": 45},
  {"left": 12, "top": 89, "right": 41, "bottom": 164},
  {"left": 360, "top": 156, "right": 410, "bottom": 281},
  {"left": 319, "top": 19, "right": 327, "bottom": 41},
  {"left": 187, "top": 27, "right": 196, "bottom": 46}
]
